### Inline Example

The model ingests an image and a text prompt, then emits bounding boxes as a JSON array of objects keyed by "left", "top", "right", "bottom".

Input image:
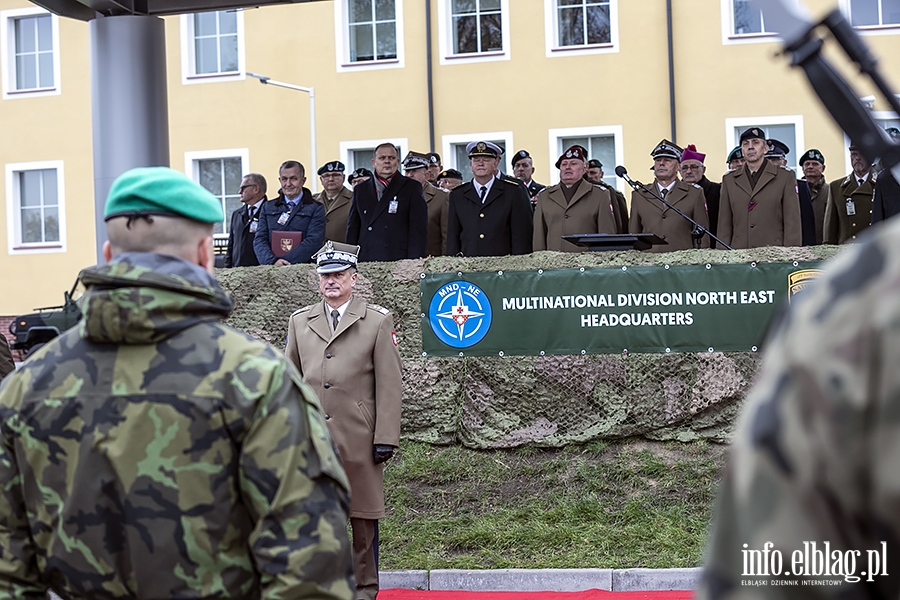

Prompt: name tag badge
[
  {"left": 249, "top": 221, "right": 258, "bottom": 233},
  {"left": 845, "top": 199, "right": 856, "bottom": 216},
  {"left": 388, "top": 199, "right": 399, "bottom": 214},
  {"left": 277, "top": 212, "right": 290, "bottom": 225}
]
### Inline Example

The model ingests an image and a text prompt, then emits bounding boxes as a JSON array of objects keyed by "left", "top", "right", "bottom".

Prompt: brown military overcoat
[
  {"left": 424, "top": 181, "right": 449, "bottom": 256},
  {"left": 533, "top": 179, "right": 619, "bottom": 252},
  {"left": 717, "top": 161, "right": 802, "bottom": 249},
  {"left": 824, "top": 171, "right": 876, "bottom": 244},
  {"left": 807, "top": 178, "right": 829, "bottom": 245},
  {"left": 285, "top": 295, "right": 402, "bottom": 519},
  {"left": 629, "top": 179, "right": 710, "bottom": 252},
  {"left": 315, "top": 186, "right": 353, "bottom": 244}
]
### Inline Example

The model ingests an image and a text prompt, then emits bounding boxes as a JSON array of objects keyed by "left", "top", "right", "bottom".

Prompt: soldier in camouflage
[
  {"left": 0, "top": 167, "right": 354, "bottom": 600},
  {"left": 698, "top": 217, "right": 900, "bottom": 598}
]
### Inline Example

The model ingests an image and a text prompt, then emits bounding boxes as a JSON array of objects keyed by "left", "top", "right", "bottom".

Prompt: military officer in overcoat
[
  {"left": 585, "top": 158, "right": 629, "bottom": 234},
  {"left": 629, "top": 139, "right": 710, "bottom": 252},
  {"left": 533, "top": 145, "right": 619, "bottom": 252},
  {"left": 446, "top": 141, "right": 534, "bottom": 256},
  {"left": 511, "top": 149, "right": 546, "bottom": 202},
  {"left": 315, "top": 160, "right": 354, "bottom": 243},
  {"left": 824, "top": 143, "right": 877, "bottom": 244},
  {"left": 285, "top": 241, "right": 402, "bottom": 600},
  {"left": 402, "top": 151, "right": 449, "bottom": 256},
  {"left": 717, "top": 127, "right": 802, "bottom": 249},
  {"left": 799, "top": 149, "right": 829, "bottom": 244}
]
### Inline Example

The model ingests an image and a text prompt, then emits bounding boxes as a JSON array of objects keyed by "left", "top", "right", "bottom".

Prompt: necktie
[
  {"left": 661, "top": 188, "right": 668, "bottom": 199},
  {"left": 247, "top": 206, "right": 255, "bottom": 221},
  {"left": 858, "top": 178, "right": 865, "bottom": 187},
  {"left": 480, "top": 186, "right": 487, "bottom": 203},
  {"left": 331, "top": 309, "right": 340, "bottom": 332}
]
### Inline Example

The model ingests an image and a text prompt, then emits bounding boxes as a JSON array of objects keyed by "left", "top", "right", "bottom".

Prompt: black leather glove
[{"left": 373, "top": 444, "right": 395, "bottom": 464}]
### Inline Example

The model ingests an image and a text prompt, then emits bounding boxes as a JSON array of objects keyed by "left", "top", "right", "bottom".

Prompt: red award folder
[{"left": 271, "top": 231, "right": 303, "bottom": 257}]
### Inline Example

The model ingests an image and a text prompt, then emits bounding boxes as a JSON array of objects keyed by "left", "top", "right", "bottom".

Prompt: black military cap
[
  {"left": 739, "top": 127, "right": 766, "bottom": 143},
  {"left": 765, "top": 139, "right": 790, "bottom": 158},
  {"left": 348, "top": 167, "right": 373, "bottom": 184},
  {"left": 799, "top": 149, "right": 825, "bottom": 166},
  {"left": 317, "top": 161, "right": 345, "bottom": 176},
  {"left": 427, "top": 152, "right": 442, "bottom": 165},
  {"left": 511, "top": 150, "right": 532, "bottom": 167},
  {"left": 651, "top": 139, "right": 683, "bottom": 160},
  {"left": 587, "top": 158, "right": 603, "bottom": 169},
  {"left": 467, "top": 141, "right": 503, "bottom": 158},
  {"left": 402, "top": 151, "right": 430, "bottom": 171},
  {"left": 727, "top": 146, "right": 743, "bottom": 163},
  {"left": 436, "top": 168, "right": 463, "bottom": 182}
]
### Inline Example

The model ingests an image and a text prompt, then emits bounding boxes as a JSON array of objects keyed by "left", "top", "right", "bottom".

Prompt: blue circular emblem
[{"left": 428, "top": 280, "right": 492, "bottom": 348}]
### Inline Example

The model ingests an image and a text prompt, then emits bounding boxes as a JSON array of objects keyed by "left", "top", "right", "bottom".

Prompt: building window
[
  {"left": 721, "top": 0, "right": 778, "bottom": 43},
  {"left": 451, "top": 0, "right": 503, "bottom": 54},
  {"left": 441, "top": 131, "right": 513, "bottom": 181},
  {"left": 732, "top": 0, "right": 770, "bottom": 34},
  {"left": 556, "top": 0, "right": 611, "bottom": 47},
  {"left": 846, "top": 0, "right": 900, "bottom": 27},
  {"left": 348, "top": 0, "right": 397, "bottom": 62},
  {"left": 185, "top": 150, "right": 248, "bottom": 235},
  {"left": 6, "top": 161, "right": 65, "bottom": 253},
  {"left": 1, "top": 8, "right": 59, "bottom": 97},
  {"left": 549, "top": 126, "right": 623, "bottom": 189},
  {"left": 180, "top": 10, "right": 244, "bottom": 82},
  {"left": 726, "top": 117, "right": 804, "bottom": 175},
  {"left": 339, "top": 138, "right": 408, "bottom": 176}
]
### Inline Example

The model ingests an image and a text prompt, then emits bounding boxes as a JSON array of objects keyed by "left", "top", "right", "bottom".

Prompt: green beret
[{"left": 104, "top": 167, "right": 224, "bottom": 224}]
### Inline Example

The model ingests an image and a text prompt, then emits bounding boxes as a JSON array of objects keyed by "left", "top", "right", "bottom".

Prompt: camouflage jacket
[
  {"left": 0, "top": 253, "right": 353, "bottom": 600},
  {"left": 698, "top": 220, "right": 900, "bottom": 598}
]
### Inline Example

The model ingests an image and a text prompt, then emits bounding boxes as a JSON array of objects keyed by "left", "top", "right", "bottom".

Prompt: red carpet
[{"left": 381, "top": 589, "right": 693, "bottom": 600}]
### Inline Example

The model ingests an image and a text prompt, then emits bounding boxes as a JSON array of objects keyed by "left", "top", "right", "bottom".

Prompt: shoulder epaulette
[
  {"left": 691, "top": 183, "right": 702, "bottom": 189},
  {"left": 291, "top": 305, "right": 315, "bottom": 318},
  {"left": 500, "top": 174, "right": 522, "bottom": 185},
  {"left": 843, "top": 175, "right": 852, "bottom": 185},
  {"left": 367, "top": 303, "right": 390, "bottom": 315}
]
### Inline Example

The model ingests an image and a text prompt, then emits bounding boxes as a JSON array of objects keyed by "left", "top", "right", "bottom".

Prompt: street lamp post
[{"left": 247, "top": 72, "right": 317, "bottom": 192}]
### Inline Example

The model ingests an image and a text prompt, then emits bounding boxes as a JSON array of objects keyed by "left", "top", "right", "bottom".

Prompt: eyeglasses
[
  {"left": 320, "top": 173, "right": 343, "bottom": 179},
  {"left": 239, "top": 184, "right": 258, "bottom": 191},
  {"left": 680, "top": 164, "right": 703, "bottom": 171}
]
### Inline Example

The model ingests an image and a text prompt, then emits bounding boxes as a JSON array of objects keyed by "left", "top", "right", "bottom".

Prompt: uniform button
[
  {"left": 565, "top": 215, "right": 569, "bottom": 219},
  {"left": 661, "top": 214, "right": 666, "bottom": 219},
  {"left": 324, "top": 413, "right": 331, "bottom": 420},
  {"left": 324, "top": 382, "right": 331, "bottom": 389},
  {"left": 326, "top": 353, "right": 333, "bottom": 359},
  {"left": 368, "top": 226, "right": 373, "bottom": 231},
  {"left": 750, "top": 223, "right": 755, "bottom": 228},
  {"left": 480, "top": 213, "right": 485, "bottom": 218},
  {"left": 479, "top": 234, "right": 485, "bottom": 239}
]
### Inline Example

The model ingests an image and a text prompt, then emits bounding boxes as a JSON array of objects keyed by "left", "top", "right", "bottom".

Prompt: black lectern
[{"left": 561, "top": 233, "right": 668, "bottom": 252}]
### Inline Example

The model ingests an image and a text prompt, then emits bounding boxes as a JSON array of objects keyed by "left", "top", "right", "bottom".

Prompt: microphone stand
[{"left": 617, "top": 170, "right": 733, "bottom": 251}]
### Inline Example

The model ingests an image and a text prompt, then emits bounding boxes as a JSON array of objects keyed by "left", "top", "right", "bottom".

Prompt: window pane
[
  {"left": 452, "top": 0, "right": 476, "bottom": 15},
  {"left": 883, "top": 0, "right": 900, "bottom": 24},
  {"left": 350, "top": 149, "right": 375, "bottom": 172},
  {"left": 453, "top": 15, "right": 478, "bottom": 53},
  {"left": 195, "top": 12, "right": 218, "bottom": 36},
  {"left": 350, "top": 0, "right": 372, "bottom": 23},
  {"left": 585, "top": 4, "right": 611, "bottom": 44},
  {"left": 849, "top": 0, "right": 879, "bottom": 25},
  {"left": 220, "top": 34, "right": 238, "bottom": 72},
  {"left": 350, "top": 23, "right": 375, "bottom": 61},
  {"left": 199, "top": 160, "right": 223, "bottom": 196},
  {"left": 454, "top": 145, "right": 473, "bottom": 182},
  {"left": 558, "top": 0, "right": 582, "bottom": 5},
  {"left": 195, "top": 38, "right": 219, "bottom": 74},
  {"left": 375, "top": 22, "right": 396, "bottom": 58},
  {"left": 375, "top": 0, "right": 394, "bottom": 21},
  {"left": 481, "top": 0, "right": 501, "bottom": 10},
  {"left": 558, "top": 6, "right": 583, "bottom": 46},
  {"left": 42, "top": 169, "right": 58, "bottom": 206},
  {"left": 15, "top": 18, "right": 36, "bottom": 53},
  {"left": 44, "top": 207, "right": 59, "bottom": 242},
  {"left": 38, "top": 52, "right": 54, "bottom": 88},
  {"left": 224, "top": 158, "right": 242, "bottom": 193},
  {"left": 20, "top": 171, "right": 42, "bottom": 207},
  {"left": 480, "top": 13, "right": 503, "bottom": 51},
  {"left": 733, "top": 0, "right": 762, "bottom": 34},
  {"left": 218, "top": 10, "right": 237, "bottom": 34},
  {"left": 22, "top": 208, "right": 43, "bottom": 244},
  {"left": 16, "top": 55, "right": 37, "bottom": 89},
  {"left": 36, "top": 15, "right": 52, "bottom": 52}
]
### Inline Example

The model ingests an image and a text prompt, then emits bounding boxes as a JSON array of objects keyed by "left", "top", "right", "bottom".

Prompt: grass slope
[{"left": 380, "top": 439, "right": 728, "bottom": 570}]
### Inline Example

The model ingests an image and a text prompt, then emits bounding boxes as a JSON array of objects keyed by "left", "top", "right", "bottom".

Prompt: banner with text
[{"left": 420, "top": 262, "right": 823, "bottom": 356}]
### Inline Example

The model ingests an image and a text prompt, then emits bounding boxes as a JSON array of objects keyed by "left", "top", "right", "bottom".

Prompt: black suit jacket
[
  {"left": 346, "top": 173, "right": 428, "bottom": 262},
  {"left": 225, "top": 200, "right": 265, "bottom": 268},
  {"left": 446, "top": 176, "right": 534, "bottom": 257},
  {"left": 873, "top": 171, "right": 900, "bottom": 225}
]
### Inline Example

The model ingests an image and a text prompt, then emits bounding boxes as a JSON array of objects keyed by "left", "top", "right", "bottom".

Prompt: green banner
[{"left": 420, "top": 262, "right": 823, "bottom": 356}]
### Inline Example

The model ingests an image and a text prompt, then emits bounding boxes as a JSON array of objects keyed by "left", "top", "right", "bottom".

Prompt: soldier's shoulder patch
[{"left": 367, "top": 303, "right": 390, "bottom": 315}]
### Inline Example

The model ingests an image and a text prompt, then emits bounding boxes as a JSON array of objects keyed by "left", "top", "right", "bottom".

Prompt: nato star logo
[{"left": 428, "top": 280, "right": 492, "bottom": 348}]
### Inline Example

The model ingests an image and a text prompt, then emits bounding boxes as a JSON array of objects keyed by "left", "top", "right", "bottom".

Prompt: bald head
[{"left": 104, "top": 215, "right": 215, "bottom": 272}]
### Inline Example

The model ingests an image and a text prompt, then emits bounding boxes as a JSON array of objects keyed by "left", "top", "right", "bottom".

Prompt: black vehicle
[{"left": 9, "top": 281, "right": 83, "bottom": 357}]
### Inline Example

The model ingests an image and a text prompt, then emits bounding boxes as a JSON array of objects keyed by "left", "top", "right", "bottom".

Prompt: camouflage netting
[{"left": 217, "top": 246, "right": 845, "bottom": 448}]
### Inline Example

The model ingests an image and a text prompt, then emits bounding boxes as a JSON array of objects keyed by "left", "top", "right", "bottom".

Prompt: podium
[{"left": 561, "top": 233, "right": 668, "bottom": 252}]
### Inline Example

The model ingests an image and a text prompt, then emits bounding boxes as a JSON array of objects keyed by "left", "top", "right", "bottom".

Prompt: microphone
[{"left": 614, "top": 165, "right": 627, "bottom": 178}]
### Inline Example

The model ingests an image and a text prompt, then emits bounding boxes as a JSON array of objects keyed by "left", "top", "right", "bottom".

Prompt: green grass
[{"left": 380, "top": 439, "right": 727, "bottom": 570}]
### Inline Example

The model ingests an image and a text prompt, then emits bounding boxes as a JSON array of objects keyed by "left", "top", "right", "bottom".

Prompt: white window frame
[
  {"left": 441, "top": 131, "right": 514, "bottom": 178},
  {"left": 334, "top": 0, "right": 405, "bottom": 72},
  {"left": 725, "top": 115, "right": 805, "bottom": 176},
  {"left": 548, "top": 125, "right": 624, "bottom": 191},
  {"left": 437, "top": 0, "right": 511, "bottom": 65},
  {"left": 543, "top": 0, "right": 619, "bottom": 58},
  {"left": 720, "top": 0, "right": 782, "bottom": 45},
  {"left": 838, "top": 0, "right": 900, "bottom": 35},
  {"left": 1, "top": 7, "right": 60, "bottom": 99},
  {"left": 5, "top": 160, "right": 66, "bottom": 254},
  {"left": 184, "top": 149, "right": 249, "bottom": 237},
  {"left": 179, "top": 10, "right": 245, "bottom": 85},
  {"left": 339, "top": 138, "right": 409, "bottom": 174}
]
